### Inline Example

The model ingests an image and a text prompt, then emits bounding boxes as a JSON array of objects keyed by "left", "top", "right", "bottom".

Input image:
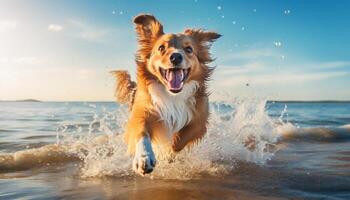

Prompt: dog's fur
[{"left": 112, "top": 14, "right": 220, "bottom": 175}]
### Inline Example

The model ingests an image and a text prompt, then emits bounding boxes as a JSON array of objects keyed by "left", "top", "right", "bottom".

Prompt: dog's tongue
[{"left": 166, "top": 69, "right": 183, "bottom": 89}]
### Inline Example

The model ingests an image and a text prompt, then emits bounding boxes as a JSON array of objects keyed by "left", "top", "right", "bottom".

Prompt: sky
[{"left": 0, "top": 0, "right": 349, "bottom": 101}]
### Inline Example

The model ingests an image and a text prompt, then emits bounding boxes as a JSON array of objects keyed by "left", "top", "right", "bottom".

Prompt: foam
[{"left": 341, "top": 124, "right": 350, "bottom": 130}]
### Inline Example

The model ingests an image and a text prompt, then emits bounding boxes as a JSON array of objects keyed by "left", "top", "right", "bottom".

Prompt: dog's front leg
[
  {"left": 132, "top": 134, "right": 156, "bottom": 175},
  {"left": 124, "top": 102, "right": 157, "bottom": 175}
]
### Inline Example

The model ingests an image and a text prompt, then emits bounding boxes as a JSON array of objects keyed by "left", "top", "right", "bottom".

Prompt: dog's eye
[
  {"left": 158, "top": 45, "right": 165, "bottom": 52},
  {"left": 184, "top": 46, "right": 193, "bottom": 53}
]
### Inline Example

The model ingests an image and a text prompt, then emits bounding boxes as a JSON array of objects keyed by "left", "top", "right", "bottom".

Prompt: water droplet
[
  {"left": 280, "top": 55, "right": 285, "bottom": 60},
  {"left": 221, "top": 15, "right": 225, "bottom": 19},
  {"left": 284, "top": 9, "right": 291, "bottom": 15},
  {"left": 232, "top": 21, "right": 236, "bottom": 25},
  {"left": 253, "top": 9, "right": 257, "bottom": 12},
  {"left": 112, "top": 10, "right": 116, "bottom": 15},
  {"left": 194, "top": 0, "right": 198, "bottom": 2},
  {"left": 217, "top": 6, "right": 222, "bottom": 10},
  {"left": 119, "top": 11, "right": 123, "bottom": 15},
  {"left": 273, "top": 41, "right": 282, "bottom": 47},
  {"left": 241, "top": 26, "right": 245, "bottom": 31}
]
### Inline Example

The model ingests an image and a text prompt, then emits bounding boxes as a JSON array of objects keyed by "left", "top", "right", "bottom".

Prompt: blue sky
[{"left": 0, "top": 0, "right": 349, "bottom": 101}]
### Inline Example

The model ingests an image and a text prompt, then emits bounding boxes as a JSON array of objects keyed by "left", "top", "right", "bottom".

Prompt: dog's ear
[
  {"left": 133, "top": 14, "right": 164, "bottom": 62},
  {"left": 184, "top": 29, "right": 221, "bottom": 63},
  {"left": 134, "top": 14, "right": 164, "bottom": 38},
  {"left": 184, "top": 29, "right": 221, "bottom": 44}
]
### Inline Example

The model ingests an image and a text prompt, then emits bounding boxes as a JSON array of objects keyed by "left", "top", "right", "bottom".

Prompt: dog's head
[{"left": 134, "top": 14, "right": 221, "bottom": 94}]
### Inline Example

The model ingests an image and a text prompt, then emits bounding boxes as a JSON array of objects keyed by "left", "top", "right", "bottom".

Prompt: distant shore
[
  {"left": 0, "top": 99, "right": 41, "bottom": 102},
  {"left": 1, "top": 99, "right": 350, "bottom": 103}
]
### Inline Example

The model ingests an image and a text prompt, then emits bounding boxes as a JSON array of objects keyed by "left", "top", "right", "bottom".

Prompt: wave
[
  {"left": 278, "top": 123, "right": 350, "bottom": 143},
  {"left": 342, "top": 124, "right": 350, "bottom": 129},
  {"left": 0, "top": 129, "right": 19, "bottom": 133},
  {"left": 0, "top": 144, "right": 78, "bottom": 171}
]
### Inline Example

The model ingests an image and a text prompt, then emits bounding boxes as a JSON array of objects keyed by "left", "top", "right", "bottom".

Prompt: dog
[{"left": 112, "top": 14, "right": 221, "bottom": 176}]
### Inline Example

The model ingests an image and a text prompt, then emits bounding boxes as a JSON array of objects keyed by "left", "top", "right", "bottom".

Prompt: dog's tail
[{"left": 111, "top": 70, "right": 136, "bottom": 107}]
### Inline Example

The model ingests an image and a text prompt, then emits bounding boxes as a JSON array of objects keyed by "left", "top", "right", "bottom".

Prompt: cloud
[
  {"left": 215, "top": 63, "right": 349, "bottom": 87},
  {"left": 48, "top": 24, "right": 63, "bottom": 32},
  {"left": 220, "top": 48, "right": 282, "bottom": 63},
  {"left": 216, "top": 62, "right": 265, "bottom": 75},
  {"left": 305, "top": 61, "right": 350, "bottom": 69},
  {"left": 0, "top": 56, "right": 47, "bottom": 65},
  {"left": 0, "top": 65, "right": 113, "bottom": 101},
  {"left": 0, "top": 20, "right": 17, "bottom": 31},
  {"left": 67, "top": 19, "right": 111, "bottom": 42},
  {"left": 216, "top": 47, "right": 350, "bottom": 89}
]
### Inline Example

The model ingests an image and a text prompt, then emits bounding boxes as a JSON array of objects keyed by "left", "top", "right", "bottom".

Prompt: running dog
[{"left": 113, "top": 14, "right": 221, "bottom": 175}]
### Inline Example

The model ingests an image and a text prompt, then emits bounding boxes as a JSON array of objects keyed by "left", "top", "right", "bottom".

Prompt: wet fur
[
  {"left": 113, "top": 14, "right": 220, "bottom": 173},
  {"left": 111, "top": 71, "right": 136, "bottom": 107}
]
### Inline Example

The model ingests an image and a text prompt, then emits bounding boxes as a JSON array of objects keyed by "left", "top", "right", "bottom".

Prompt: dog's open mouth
[{"left": 159, "top": 67, "right": 190, "bottom": 93}]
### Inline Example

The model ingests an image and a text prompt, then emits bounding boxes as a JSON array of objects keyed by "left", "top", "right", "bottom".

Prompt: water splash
[
  {"left": 274, "top": 41, "right": 282, "bottom": 47},
  {"left": 284, "top": 9, "right": 291, "bottom": 15},
  {"left": 278, "top": 104, "right": 288, "bottom": 123},
  {"left": 59, "top": 98, "right": 281, "bottom": 179}
]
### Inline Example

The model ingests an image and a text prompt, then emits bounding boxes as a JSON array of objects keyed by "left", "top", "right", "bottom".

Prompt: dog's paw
[
  {"left": 132, "top": 135, "right": 156, "bottom": 176},
  {"left": 132, "top": 152, "right": 156, "bottom": 176}
]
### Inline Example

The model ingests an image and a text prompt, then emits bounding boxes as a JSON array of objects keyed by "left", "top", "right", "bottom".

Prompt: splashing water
[
  {"left": 284, "top": 9, "right": 291, "bottom": 15},
  {"left": 274, "top": 41, "right": 282, "bottom": 47},
  {"left": 53, "top": 98, "right": 281, "bottom": 179},
  {"left": 278, "top": 104, "right": 288, "bottom": 123}
]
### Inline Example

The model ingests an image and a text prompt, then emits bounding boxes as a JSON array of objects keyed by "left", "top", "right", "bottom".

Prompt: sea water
[{"left": 0, "top": 100, "right": 350, "bottom": 199}]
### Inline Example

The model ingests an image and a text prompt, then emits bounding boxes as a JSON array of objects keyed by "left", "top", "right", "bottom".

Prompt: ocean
[{"left": 0, "top": 100, "right": 350, "bottom": 199}]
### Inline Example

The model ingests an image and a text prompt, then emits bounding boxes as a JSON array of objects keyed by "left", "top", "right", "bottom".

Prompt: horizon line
[{"left": 1, "top": 99, "right": 350, "bottom": 103}]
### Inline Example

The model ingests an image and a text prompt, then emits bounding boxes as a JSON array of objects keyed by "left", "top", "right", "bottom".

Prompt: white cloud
[
  {"left": 0, "top": 20, "right": 17, "bottom": 31},
  {"left": 48, "top": 24, "right": 63, "bottom": 32},
  {"left": 67, "top": 19, "right": 111, "bottom": 42},
  {"left": 14, "top": 57, "right": 45, "bottom": 65},
  {"left": 216, "top": 62, "right": 265, "bottom": 75},
  {"left": 305, "top": 61, "right": 350, "bottom": 69},
  {"left": 215, "top": 65, "right": 349, "bottom": 87},
  {"left": 220, "top": 48, "right": 282, "bottom": 62},
  {"left": 0, "top": 56, "right": 46, "bottom": 65},
  {"left": 0, "top": 66, "right": 114, "bottom": 101}
]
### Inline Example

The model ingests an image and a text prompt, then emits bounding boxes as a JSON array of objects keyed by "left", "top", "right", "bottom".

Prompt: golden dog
[{"left": 113, "top": 14, "right": 221, "bottom": 175}]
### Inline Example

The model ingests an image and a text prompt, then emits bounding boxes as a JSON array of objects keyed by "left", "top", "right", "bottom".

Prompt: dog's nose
[{"left": 170, "top": 53, "right": 183, "bottom": 66}]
